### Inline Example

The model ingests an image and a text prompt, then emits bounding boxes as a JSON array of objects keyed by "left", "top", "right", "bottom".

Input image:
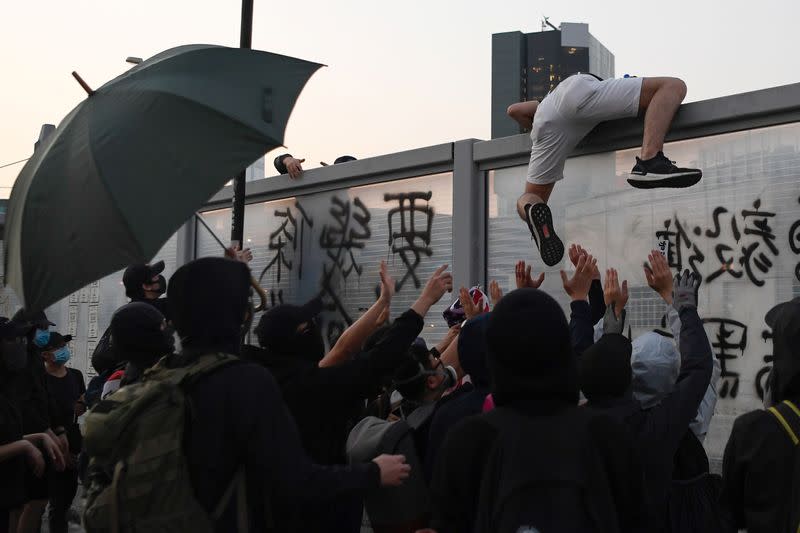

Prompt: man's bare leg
[
  {"left": 516, "top": 183, "right": 555, "bottom": 220},
  {"left": 637, "top": 77, "right": 687, "bottom": 159},
  {"left": 628, "top": 77, "right": 701, "bottom": 189}
]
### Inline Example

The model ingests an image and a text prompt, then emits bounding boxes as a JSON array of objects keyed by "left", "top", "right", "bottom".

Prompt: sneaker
[
  {"left": 628, "top": 152, "right": 702, "bottom": 189},
  {"left": 524, "top": 203, "right": 564, "bottom": 267}
]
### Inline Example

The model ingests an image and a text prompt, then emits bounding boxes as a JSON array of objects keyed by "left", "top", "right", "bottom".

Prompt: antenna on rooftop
[{"left": 542, "top": 16, "right": 559, "bottom": 31}]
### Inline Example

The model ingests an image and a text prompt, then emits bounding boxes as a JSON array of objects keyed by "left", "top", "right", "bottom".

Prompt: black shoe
[
  {"left": 628, "top": 151, "right": 702, "bottom": 189},
  {"left": 524, "top": 203, "right": 564, "bottom": 267}
]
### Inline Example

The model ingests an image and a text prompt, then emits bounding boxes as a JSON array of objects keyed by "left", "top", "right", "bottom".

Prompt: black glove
[
  {"left": 672, "top": 269, "right": 701, "bottom": 312},
  {"left": 602, "top": 302, "right": 626, "bottom": 336}
]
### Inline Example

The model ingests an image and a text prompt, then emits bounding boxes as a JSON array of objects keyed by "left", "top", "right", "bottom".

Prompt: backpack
[
  {"left": 767, "top": 399, "right": 800, "bottom": 533},
  {"left": 346, "top": 402, "right": 436, "bottom": 533},
  {"left": 475, "top": 407, "right": 613, "bottom": 533},
  {"left": 82, "top": 353, "right": 247, "bottom": 533}
]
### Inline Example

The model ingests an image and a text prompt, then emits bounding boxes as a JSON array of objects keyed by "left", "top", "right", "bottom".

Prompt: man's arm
[
  {"left": 651, "top": 272, "right": 713, "bottom": 446},
  {"left": 319, "top": 261, "right": 393, "bottom": 368},
  {"left": 507, "top": 100, "right": 539, "bottom": 131}
]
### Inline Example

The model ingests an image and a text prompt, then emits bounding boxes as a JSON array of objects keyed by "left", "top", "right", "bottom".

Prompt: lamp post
[{"left": 229, "top": 0, "right": 254, "bottom": 248}]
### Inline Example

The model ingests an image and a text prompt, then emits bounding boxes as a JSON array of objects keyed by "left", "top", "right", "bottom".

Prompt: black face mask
[
  {"left": 0, "top": 339, "right": 28, "bottom": 373},
  {"left": 154, "top": 275, "right": 167, "bottom": 296}
]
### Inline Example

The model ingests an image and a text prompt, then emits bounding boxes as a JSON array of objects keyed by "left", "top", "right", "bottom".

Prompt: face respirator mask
[{"left": 34, "top": 328, "right": 51, "bottom": 348}]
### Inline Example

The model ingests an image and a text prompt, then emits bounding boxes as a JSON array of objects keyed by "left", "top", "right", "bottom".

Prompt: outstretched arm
[
  {"left": 507, "top": 100, "right": 539, "bottom": 131},
  {"left": 319, "top": 261, "right": 394, "bottom": 368}
]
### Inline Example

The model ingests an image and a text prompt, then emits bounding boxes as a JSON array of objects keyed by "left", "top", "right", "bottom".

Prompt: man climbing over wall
[{"left": 507, "top": 74, "right": 702, "bottom": 266}]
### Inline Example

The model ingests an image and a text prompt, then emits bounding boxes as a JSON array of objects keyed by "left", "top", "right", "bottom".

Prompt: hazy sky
[{"left": 1, "top": 0, "right": 798, "bottom": 195}]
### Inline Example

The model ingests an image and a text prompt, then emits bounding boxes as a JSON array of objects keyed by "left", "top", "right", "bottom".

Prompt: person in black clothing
[
  {"left": 7, "top": 309, "right": 66, "bottom": 531},
  {"left": 429, "top": 288, "right": 647, "bottom": 533},
  {"left": 423, "top": 313, "right": 490, "bottom": 483},
  {"left": 578, "top": 268, "right": 713, "bottom": 530},
  {"left": 721, "top": 296, "right": 800, "bottom": 533},
  {"left": 122, "top": 260, "right": 170, "bottom": 319},
  {"left": 0, "top": 318, "right": 64, "bottom": 533},
  {"left": 109, "top": 302, "right": 174, "bottom": 385},
  {"left": 40, "top": 333, "right": 85, "bottom": 533},
  {"left": 166, "top": 256, "right": 410, "bottom": 532},
  {"left": 246, "top": 262, "right": 454, "bottom": 533}
]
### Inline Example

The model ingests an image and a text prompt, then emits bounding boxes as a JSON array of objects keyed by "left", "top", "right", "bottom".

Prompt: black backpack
[
  {"left": 475, "top": 407, "right": 614, "bottom": 533},
  {"left": 767, "top": 400, "right": 800, "bottom": 533}
]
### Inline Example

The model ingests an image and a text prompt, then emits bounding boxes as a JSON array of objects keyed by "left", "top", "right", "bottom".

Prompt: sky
[{"left": 1, "top": 0, "right": 798, "bottom": 196}]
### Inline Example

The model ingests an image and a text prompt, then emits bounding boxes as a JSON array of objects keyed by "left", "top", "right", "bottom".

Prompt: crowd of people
[
  {"left": 0, "top": 239, "right": 797, "bottom": 533},
  {"left": 0, "top": 72, "right": 797, "bottom": 533}
]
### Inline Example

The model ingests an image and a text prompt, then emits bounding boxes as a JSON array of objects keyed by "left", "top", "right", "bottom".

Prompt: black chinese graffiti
[
  {"left": 790, "top": 196, "right": 800, "bottom": 282},
  {"left": 755, "top": 328, "right": 774, "bottom": 401},
  {"left": 704, "top": 318, "right": 748, "bottom": 399},
  {"left": 657, "top": 197, "right": 782, "bottom": 287},
  {"left": 384, "top": 191, "right": 435, "bottom": 290},
  {"left": 259, "top": 201, "right": 314, "bottom": 287},
  {"left": 319, "top": 196, "right": 372, "bottom": 346}
]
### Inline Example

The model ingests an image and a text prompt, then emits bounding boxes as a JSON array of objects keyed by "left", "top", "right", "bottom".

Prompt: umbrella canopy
[{"left": 6, "top": 44, "right": 321, "bottom": 311}]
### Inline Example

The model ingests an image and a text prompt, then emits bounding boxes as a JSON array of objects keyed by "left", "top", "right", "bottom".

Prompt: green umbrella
[{"left": 5, "top": 44, "right": 321, "bottom": 311}]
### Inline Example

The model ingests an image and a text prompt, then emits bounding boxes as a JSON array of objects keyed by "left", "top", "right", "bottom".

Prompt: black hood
[
  {"left": 766, "top": 297, "right": 800, "bottom": 403},
  {"left": 168, "top": 257, "right": 250, "bottom": 355},
  {"left": 458, "top": 314, "right": 490, "bottom": 387},
  {"left": 578, "top": 334, "right": 633, "bottom": 403},
  {"left": 486, "top": 288, "right": 578, "bottom": 406},
  {"left": 255, "top": 296, "right": 325, "bottom": 363},
  {"left": 110, "top": 302, "right": 172, "bottom": 369}
]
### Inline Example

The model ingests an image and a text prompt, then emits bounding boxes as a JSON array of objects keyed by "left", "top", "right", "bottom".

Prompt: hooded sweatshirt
[
  {"left": 166, "top": 258, "right": 381, "bottom": 532},
  {"left": 722, "top": 297, "right": 800, "bottom": 533},
  {"left": 581, "top": 306, "right": 713, "bottom": 529},
  {"left": 430, "top": 289, "right": 647, "bottom": 533}
]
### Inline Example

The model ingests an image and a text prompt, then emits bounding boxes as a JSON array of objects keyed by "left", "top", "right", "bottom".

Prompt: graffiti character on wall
[
  {"left": 755, "top": 328, "right": 774, "bottom": 401},
  {"left": 384, "top": 191, "right": 434, "bottom": 291},
  {"left": 790, "top": 196, "right": 800, "bottom": 282},
  {"left": 319, "top": 196, "right": 372, "bottom": 346},
  {"left": 259, "top": 200, "right": 314, "bottom": 306},
  {"left": 657, "top": 196, "right": 787, "bottom": 287},
  {"left": 704, "top": 318, "right": 748, "bottom": 399}
]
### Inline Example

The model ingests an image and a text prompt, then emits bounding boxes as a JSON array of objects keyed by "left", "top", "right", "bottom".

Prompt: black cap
[
  {"left": 11, "top": 309, "right": 55, "bottom": 329},
  {"left": 42, "top": 332, "right": 72, "bottom": 351},
  {"left": 123, "top": 260, "right": 166, "bottom": 298},
  {"left": 333, "top": 155, "right": 357, "bottom": 165},
  {"left": 766, "top": 297, "right": 800, "bottom": 329},
  {"left": 0, "top": 317, "right": 36, "bottom": 340},
  {"left": 255, "top": 296, "right": 324, "bottom": 351}
]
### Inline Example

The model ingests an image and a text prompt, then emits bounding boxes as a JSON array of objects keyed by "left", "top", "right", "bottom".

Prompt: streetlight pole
[{"left": 230, "top": 0, "right": 254, "bottom": 248}]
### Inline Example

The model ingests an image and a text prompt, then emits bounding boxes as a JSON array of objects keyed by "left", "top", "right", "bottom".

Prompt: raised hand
[
  {"left": 568, "top": 244, "right": 601, "bottom": 280},
  {"left": 560, "top": 253, "right": 596, "bottom": 301},
  {"left": 603, "top": 268, "right": 629, "bottom": 317},
  {"left": 672, "top": 270, "right": 701, "bottom": 312},
  {"left": 412, "top": 265, "right": 454, "bottom": 318},
  {"left": 644, "top": 250, "right": 673, "bottom": 304},
  {"left": 459, "top": 287, "right": 486, "bottom": 320},
  {"left": 378, "top": 260, "right": 395, "bottom": 304},
  {"left": 489, "top": 280, "right": 503, "bottom": 306},
  {"left": 515, "top": 260, "right": 545, "bottom": 289}
]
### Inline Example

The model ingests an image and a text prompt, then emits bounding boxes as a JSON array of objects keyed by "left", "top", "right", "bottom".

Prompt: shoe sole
[
  {"left": 627, "top": 170, "right": 702, "bottom": 190},
  {"left": 526, "top": 203, "right": 564, "bottom": 267}
]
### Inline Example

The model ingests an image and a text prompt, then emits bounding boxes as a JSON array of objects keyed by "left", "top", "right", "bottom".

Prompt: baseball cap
[
  {"left": 255, "top": 296, "right": 324, "bottom": 350},
  {"left": 11, "top": 309, "right": 55, "bottom": 329},
  {"left": 123, "top": 260, "right": 166, "bottom": 298},
  {"left": 42, "top": 332, "right": 73, "bottom": 351}
]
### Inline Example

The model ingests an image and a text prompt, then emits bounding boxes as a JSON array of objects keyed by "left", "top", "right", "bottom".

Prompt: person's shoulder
[{"left": 731, "top": 408, "right": 779, "bottom": 435}]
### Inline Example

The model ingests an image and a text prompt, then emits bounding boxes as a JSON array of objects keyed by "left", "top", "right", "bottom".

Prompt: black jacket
[
  {"left": 721, "top": 299, "right": 800, "bottom": 533},
  {"left": 429, "top": 399, "right": 647, "bottom": 533},
  {"left": 243, "top": 308, "right": 425, "bottom": 466},
  {"left": 586, "top": 307, "right": 713, "bottom": 528},
  {"left": 184, "top": 359, "right": 380, "bottom": 533}
]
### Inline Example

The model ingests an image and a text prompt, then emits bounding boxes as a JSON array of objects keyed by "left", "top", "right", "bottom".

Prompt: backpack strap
[
  {"left": 768, "top": 400, "right": 800, "bottom": 446},
  {"left": 213, "top": 467, "right": 249, "bottom": 533}
]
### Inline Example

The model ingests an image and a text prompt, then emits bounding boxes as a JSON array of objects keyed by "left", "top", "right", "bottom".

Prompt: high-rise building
[{"left": 491, "top": 22, "right": 615, "bottom": 138}]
